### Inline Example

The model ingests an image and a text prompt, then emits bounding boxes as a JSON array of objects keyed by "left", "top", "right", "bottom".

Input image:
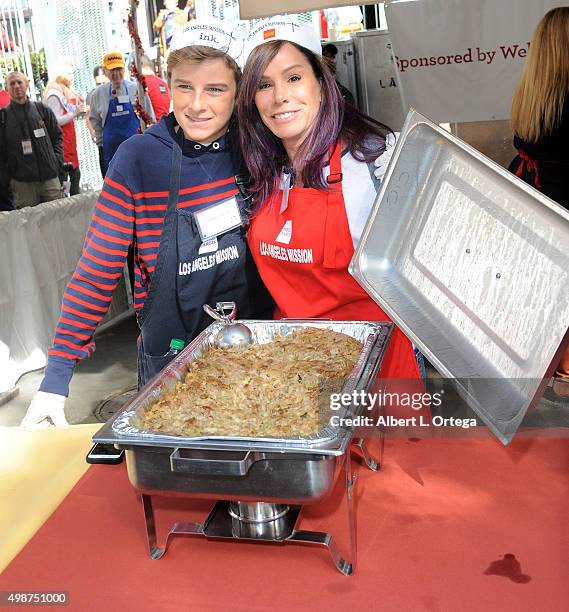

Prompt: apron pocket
[{"left": 137, "top": 350, "right": 177, "bottom": 389}]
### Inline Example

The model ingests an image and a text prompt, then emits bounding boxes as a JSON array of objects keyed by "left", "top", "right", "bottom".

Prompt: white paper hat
[
  {"left": 243, "top": 18, "right": 322, "bottom": 65},
  {"left": 169, "top": 18, "right": 246, "bottom": 68}
]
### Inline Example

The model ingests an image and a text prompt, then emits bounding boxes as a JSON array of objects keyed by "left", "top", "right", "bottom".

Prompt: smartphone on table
[{"left": 86, "top": 442, "right": 125, "bottom": 464}]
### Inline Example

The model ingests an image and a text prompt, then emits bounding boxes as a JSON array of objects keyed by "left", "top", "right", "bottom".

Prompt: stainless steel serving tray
[
  {"left": 94, "top": 320, "right": 392, "bottom": 456},
  {"left": 350, "top": 109, "right": 569, "bottom": 444}
]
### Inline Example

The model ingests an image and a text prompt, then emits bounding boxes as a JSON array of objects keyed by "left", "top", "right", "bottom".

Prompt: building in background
[{"left": 1, "top": 1, "right": 35, "bottom": 97}]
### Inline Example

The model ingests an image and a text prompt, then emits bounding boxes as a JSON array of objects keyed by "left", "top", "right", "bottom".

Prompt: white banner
[
  {"left": 239, "top": 1, "right": 378, "bottom": 20},
  {"left": 386, "top": 0, "right": 568, "bottom": 123}
]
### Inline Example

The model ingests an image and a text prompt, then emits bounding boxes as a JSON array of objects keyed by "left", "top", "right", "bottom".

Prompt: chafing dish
[{"left": 94, "top": 319, "right": 392, "bottom": 574}]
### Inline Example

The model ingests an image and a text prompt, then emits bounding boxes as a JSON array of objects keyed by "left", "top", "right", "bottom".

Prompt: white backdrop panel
[{"left": 386, "top": 0, "right": 568, "bottom": 123}]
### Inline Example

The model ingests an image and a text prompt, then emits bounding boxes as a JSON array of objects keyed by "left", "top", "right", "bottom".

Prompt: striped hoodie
[{"left": 40, "top": 114, "right": 241, "bottom": 397}]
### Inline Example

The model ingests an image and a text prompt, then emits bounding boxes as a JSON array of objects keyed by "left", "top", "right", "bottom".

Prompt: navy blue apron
[
  {"left": 136, "top": 126, "right": 272, "bottom": 387},
  {"left": 102, "top": 84, "right": 140, "bottom": 175}
]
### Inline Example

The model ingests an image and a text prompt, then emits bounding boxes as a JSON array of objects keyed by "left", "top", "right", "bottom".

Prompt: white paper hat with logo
[
  {"left": 243, "top": 17, "right": 322, "bottom": 65},
  {"left": 169, "top": 18, "right": 246, "bottom": 68}
]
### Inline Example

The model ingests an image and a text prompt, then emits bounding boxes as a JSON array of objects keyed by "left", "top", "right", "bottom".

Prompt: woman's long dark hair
[{"left": 237, "top": 40, "right": 393, "bottom": 207}]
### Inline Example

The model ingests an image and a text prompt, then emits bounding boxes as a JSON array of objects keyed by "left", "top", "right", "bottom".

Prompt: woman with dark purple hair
[{"left": 237, "top": 19, "right": 420, "bottom": 381}]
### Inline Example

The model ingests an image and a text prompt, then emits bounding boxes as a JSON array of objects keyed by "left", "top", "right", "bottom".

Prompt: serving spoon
[{"left": 203, "top": 302, "right": 253, "bottom": 349}]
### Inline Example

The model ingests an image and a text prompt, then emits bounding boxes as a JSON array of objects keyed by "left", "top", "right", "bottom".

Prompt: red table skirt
[{"left": 1, "top": 433, "right": 568, "bottom": 611}]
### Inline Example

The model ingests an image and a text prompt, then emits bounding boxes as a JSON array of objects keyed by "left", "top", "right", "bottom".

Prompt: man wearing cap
[{"left": 88, "top": 51, "right": 155, "bottom": 175}]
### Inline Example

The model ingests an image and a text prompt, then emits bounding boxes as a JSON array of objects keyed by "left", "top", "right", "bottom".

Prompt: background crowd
[{"left": 0, "top": 44, "right": 170, "bottom": 211}]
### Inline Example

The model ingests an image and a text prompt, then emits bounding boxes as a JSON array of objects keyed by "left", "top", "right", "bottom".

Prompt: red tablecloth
[{"left": 1, "top": 434, "right": 568, "bottom": 611}]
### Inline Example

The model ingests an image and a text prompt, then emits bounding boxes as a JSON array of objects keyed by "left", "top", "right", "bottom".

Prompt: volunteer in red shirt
[
  {"left": 0, "top": 87, "right": 9, "bottom": 109},
  {"left": 238, "top": 19, "right": 422, "bottom": 384},
  {"left": 141, "top": 54, "right": 171, "bottom": 120}
]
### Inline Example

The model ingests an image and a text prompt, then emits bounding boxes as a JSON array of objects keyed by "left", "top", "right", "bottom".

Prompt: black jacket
[
  {"left": 512, "top": 97, "right": 569, "bottom": 162},
  {"left": 0, "top": 100, "right": 63, "bottom": 183},
  {"left": 509, "top": 97, "right": 569, "bottom": 210}
]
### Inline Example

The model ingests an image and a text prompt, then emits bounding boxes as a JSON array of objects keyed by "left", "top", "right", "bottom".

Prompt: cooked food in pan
[{"left": 142, "top": 328, "right": 363, "bottom": 437}]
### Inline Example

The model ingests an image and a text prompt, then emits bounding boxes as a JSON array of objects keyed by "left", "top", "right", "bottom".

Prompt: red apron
[
  {"left": 61, "top": 97, "right": 79, "bottom": 168},
  {"left": 248, "top": 144, "right": 420, "bottom": 381}
]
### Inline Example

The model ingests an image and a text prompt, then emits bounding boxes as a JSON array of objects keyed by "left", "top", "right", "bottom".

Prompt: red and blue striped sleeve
[{"left": 39, "top": 172, "right": 135, "bottom": 397}]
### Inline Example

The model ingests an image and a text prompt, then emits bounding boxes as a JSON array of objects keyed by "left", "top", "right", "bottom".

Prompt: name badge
[
  {"left": 117, "top": 95, "right": 129, "bottom": 104},
  {"left": 33, "top": 128, "right": 46, "bottom": 138},
  {"left": 198, "top": 236, "right": 219, "bottom": 255},
  {"left": 116, "top": 105, "right": 123, "bottom": 112},
  {"left": 193, "top": 197, "right": 242, "bottom": 241},
  {"left": 22, "top": 140, "right": 33, "bottom": 155}
]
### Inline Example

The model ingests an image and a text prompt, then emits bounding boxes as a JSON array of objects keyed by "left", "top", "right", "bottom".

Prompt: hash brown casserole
[{"left": 142, "top": 327, "right": 363, "bottom": 437}]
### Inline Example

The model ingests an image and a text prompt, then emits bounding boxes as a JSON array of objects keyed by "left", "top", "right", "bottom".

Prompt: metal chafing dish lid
[{"left": 350, "top": 109, "right": 569, "bottom": 444}]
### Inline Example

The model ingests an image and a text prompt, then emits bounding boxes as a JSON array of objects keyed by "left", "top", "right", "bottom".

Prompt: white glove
[
  {"left": 20, "top": 391, "right": 69, "bottom": 430},
  {"left": 373, "top": 132, "right": 399, "bottom": 180}
]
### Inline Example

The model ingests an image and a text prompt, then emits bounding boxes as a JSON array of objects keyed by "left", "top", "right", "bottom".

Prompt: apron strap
[
  {"left": 167, "top": 131, "right": 183, "bottom": 212},
  {"left": 326, "top": 141, "right": 343, "bottom": 185},
  {"left": 104, "top": 83, "right": 113, "bottom": 127},
  {"left": 227, "top": 116, "right": 253, "bottom": 204},
  {"left": 323, "top": 143, "right": 346, "bottom": 269},
  {"left": 516, "top": 149, "right": 542, "bottom": 190},
  {"left": 136, "top": 128, "right": 183, "bottom": 325}
]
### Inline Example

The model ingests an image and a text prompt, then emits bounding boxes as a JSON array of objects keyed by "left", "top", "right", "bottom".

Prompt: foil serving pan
[{"left": 93, "top": 320, "right": 391, "bottom": 503}]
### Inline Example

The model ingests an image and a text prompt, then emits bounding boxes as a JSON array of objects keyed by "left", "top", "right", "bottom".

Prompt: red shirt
[
  {"left": 0, "top": 89, "right": 10, "bottom": 109},
  {"left": 144, "top": 74, "right": 170, "bottom": 120}
]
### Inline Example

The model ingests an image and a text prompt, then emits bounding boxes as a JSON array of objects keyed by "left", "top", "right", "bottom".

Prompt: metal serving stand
[{"left": 140, "top": 447, "right": 362, "bottom": 576}]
